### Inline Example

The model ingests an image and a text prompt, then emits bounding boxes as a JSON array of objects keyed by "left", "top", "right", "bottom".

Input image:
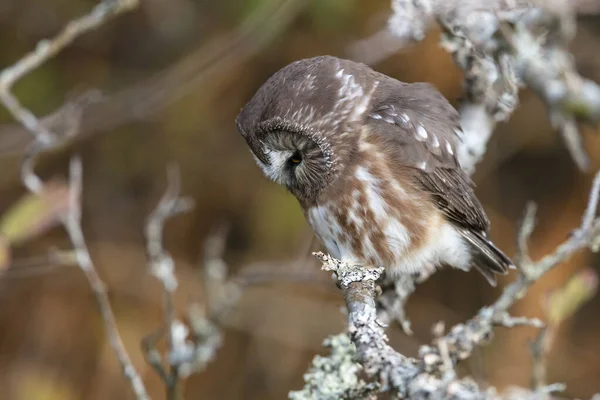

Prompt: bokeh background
[{"left": 0, "top": 0, "right": 600, "bottom": 399}]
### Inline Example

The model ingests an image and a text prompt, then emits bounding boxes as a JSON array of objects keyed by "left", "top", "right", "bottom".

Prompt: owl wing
[
  {"left": 369, "top": 82, "right": 488, "bottom": 232},
  {"left": 369, "top": 82, "right": 512, "bottom": 283}
]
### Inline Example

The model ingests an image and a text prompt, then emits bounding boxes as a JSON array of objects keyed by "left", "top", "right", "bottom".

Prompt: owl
[{"left": 236, "top": 55, "right": 513, "bottom": 285}]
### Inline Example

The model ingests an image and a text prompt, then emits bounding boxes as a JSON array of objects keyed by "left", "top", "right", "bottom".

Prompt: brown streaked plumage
[{"left": 236, "top": 55, "right": 514, "bottom": 286}]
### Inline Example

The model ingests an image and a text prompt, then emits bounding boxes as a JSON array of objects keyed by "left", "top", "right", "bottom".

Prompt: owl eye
[{"left": 289, "top": 151, "right": 302, "bottom": 165}]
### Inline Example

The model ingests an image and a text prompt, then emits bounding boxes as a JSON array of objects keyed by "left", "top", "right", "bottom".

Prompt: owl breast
[{"left": 305, "top": 164, "right": 472, "bottom": 275}]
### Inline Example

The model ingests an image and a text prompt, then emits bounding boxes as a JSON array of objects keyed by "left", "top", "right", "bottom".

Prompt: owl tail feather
[{"left": 459, "top": 229, "right": 514, "bottom": 287}]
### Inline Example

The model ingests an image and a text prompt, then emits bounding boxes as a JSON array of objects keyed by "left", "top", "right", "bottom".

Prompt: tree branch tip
[
  {"left": 516, "top": 201, "right": 539, "bottom": 271},
  {"left": 582, "top": 171, "right": 600, "bottom": 230},
  {"left": 316, "top": 254, "right": 385, "bottom": 288}
]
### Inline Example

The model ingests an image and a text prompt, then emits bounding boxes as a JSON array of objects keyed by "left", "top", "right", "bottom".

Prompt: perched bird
[{"left": 236, "top": 55, "right": 514, "bottom": 285}]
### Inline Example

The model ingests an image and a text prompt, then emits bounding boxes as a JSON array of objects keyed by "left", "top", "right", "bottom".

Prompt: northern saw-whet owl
[{"left": 236, "top": 55, "right": 513, "bottom": 285}]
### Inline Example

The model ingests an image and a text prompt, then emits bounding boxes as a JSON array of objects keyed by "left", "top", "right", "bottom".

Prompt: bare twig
[
  {"left": 145, "top": 165, "right": 194, "bottom": 293},
  {"left": 0, "top": 0, "right": 138, "bottom": 143},
  {"left": 418, "top": 172, "right": 600, "bottom": 373},
  {"left": 144, "top": 165, "right": 194, "bottom": 399},
  {"left": 377, "top": 269, "right": 435, "bottom": 335},
  {"left": 0, "top": 0, "right": 305, "bottom": 158},
  {"left": 141, "top": 328, "right": 170, "bottom": 384},
  {"left": 494, "top": 313, "right": 544, "bottom": 328},
  {"left": 143, "top": 168, "right": 243, "bottom": 396},
  {"left": 556, "top": 115, "right": 590, "bottom": 170},
  {"left": 515, "top": 202, "right": 538, "bottom": 271},
  {"left": 529, "top": 327, "right": 550, "bottom": 390},
  {"left": 65, "top": 157, "right": 150, "bottom": 400},
  {"left": 16, "top": 154, "right": 150, "bottom": 400},
  {"left": 0, "top": 1, "right": 149, "bottom": 399},
  {"left": 582, "top": 171, "right": 600, "bottom": 230},
  {"left": 202, "top": 224, "right": 240, "bottom": 324}
]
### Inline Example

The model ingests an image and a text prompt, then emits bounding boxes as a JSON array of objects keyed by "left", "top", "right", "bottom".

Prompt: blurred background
[{"left": 0, "top": 0, "right": 600, "bottom": 399}]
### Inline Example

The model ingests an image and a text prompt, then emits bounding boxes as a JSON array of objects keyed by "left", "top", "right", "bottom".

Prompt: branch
[
  {"left": 309, "top": 253, "right": 490, "bottom": 399},
  {"left": 0, "top": 0, "right": 138, "bottom": 145},
  {"left": 289, "top": 333, "right": 379, "bottom": 400},
  {"left": 66, "top": 156, "right": 149, "bottom": 399},
  {"left": 297, "top": 167, "right": 600, "bottom": 399},
  {"left": 0, "top": 1, "right": 149, "bottom": 399},
  {"left": 0, "top": 0, "right": 305, "bottom": 158},
  {"left": 17, "top": 145, "right": 150, "bottom": 400},
  {"left": 143, "top": 165, "right": 194, "bottom": 399},
  {"left": 377, "top": 269, "right": 435, "bottom": 335},
  {"left": 346, "top": 0, "right": 600, "bottom": 352},
  {"left": 383, "top": 0, "right": 600, "bottom": 173},
  {"left": 416, "top": 169, "right": 600, "bottom": 374}
]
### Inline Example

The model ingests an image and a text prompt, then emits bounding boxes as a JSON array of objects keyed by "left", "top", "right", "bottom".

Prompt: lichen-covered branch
[
  {"left": 295, "top": 169, "right": 600, "bottom": 399},
  {"left": 418, "top": 172, "right": 600, "bottom": 368},
  {"left": 300, "top": 254, "right": 488, "bottom": 399},
  {"left": 289, "top": 333, "right": 378, "bottom": 400},
  {"left": 386, "top": 0, "right": 600, "bottom": 173},
  {"left": 143, "top": 166, "right": 195, "bottom": 399},
  {"left": 346, "top": 0, "right": 600, "bottom": 342}
]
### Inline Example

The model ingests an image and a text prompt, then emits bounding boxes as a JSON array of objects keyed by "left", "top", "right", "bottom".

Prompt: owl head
[{"left": 236, "top": 56, "right": 378, "bottom": 201}]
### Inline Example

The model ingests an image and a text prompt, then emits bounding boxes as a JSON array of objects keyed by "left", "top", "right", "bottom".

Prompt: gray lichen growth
[
  {"left": 288, "top": 333, "right": 378, "bottom": 400},
  {"left": 317, "top": 252, "right": 384, "bottom": 288}
]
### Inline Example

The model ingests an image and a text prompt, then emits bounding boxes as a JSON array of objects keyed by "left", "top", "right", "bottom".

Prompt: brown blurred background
[{"left": 0, "top": 0, "right": 600, "bottom": 399}]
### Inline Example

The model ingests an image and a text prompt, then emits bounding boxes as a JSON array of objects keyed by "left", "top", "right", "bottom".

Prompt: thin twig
[
  {"left": 515, "top": 201, "right": 538, "bottom": 272},
  {"left": 423, "top": 179, "right": 600, "bottom": 369},
  {"left": 378, "top": 269, "right": 434, "bottom": 335},
  {"left": 0, "top": 249, "right": 77, "bottom": 279},
  {"left": 141, "top": 328, "right": 170, "bottom": 384},
  {"left": 65, "top": 157, "right": 149, "bottom": 399},
  {"left": 529, "top": 327, "right": 550, "bottom": 390},
  {"left": 494, "top": 313, "right": 544, "bottom": 328},
  {"left": 582, "top": 171, "right": 600, "bottom": 230},
  {"left": 0, "top": 1, "right": 148, "bottom": 398},
  {"left": 144, "top": 165, "right": 194, "bottom": 400},
  {"left": 17, "top": 134, "right": 150, "bottom": 400},
  {"left": 556, "top": 115, "right": 591, "bottom": 171},
  {"left": 0, "top": 0, "right": 139, "bottom": 141},
  {"left": 0, "top": 0, "right": 305, "bottom": 158}
]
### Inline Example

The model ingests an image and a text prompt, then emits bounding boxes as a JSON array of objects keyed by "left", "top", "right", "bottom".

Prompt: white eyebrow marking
[
  {"left": 335, "top": 68, "right": 344, "bottom": 78},
  {"left": 446, "top": 140, "right": 454, "bottom": 155},
  {"left": 401, "top": 113, "right": 410, "bottom": 123},
  {"left": 431, "top": 134, "right": 439, "bottom": 148},
  {"left": 371, "top": 114, "right": 382, "bottom": 120},
  {"left": 416, "top": 124, "right": 428, "bottom": 140}
]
